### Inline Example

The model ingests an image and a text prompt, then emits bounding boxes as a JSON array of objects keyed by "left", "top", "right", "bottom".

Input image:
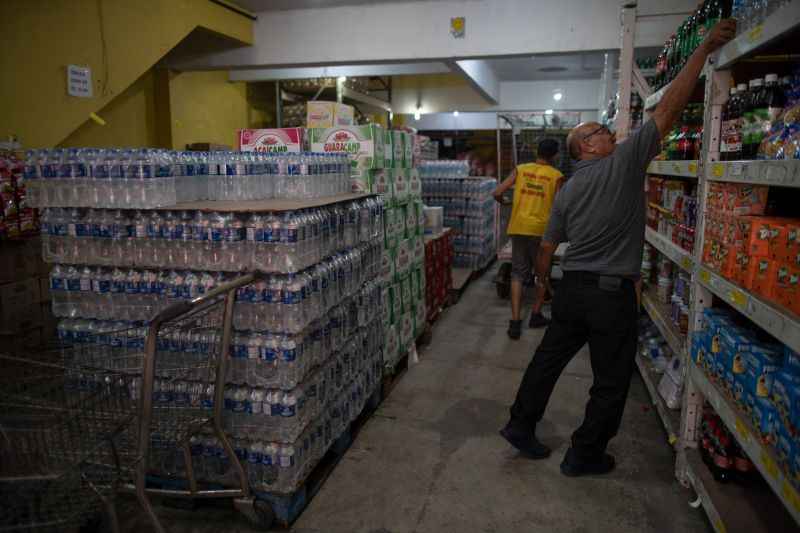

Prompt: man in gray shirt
[{"left": 500, "top": 20, "right": 736, "bottom": 476}]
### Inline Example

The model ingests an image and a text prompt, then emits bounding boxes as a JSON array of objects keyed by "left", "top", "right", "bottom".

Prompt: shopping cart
[{"left": 0, "top": 272, "right": 274, "bottom": 532}]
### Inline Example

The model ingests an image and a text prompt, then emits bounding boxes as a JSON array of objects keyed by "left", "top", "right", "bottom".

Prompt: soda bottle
[
  {"left": 743, "top": 78, "right": 765, "bottom": 159},
  {"left": 764, "top": 73, "right": 787, "bottom": 123}
]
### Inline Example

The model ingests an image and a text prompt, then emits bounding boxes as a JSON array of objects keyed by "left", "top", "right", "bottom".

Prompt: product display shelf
[
  {"left": 165, "top": 193, "right": 372, "bottom": 213},
  {"left": 635, "top": 354, "right": 680, "bottom": 448},
  {"left": 688, "top": 363, "right": 800, "bottom": 527},
  {"left": 642, "top": 288, "right": 686, "bottom": 359},
  {"left": 647, "top": 159, "right": 700, "bottom": 178},
  {"left": 696, "top": 265, "right": 800, "bottom": 354},
  {"left": 706, "top": 160, "right": 800, "bottom": 188},
  {"left": 684, "top": 447, "right": 796, "bottom": 533},
  {"left": 645, "top": 227, "right": 695, "bottom": 273},
  {"left": 715, "top": 1, "right": 800, "bottom": 70}
]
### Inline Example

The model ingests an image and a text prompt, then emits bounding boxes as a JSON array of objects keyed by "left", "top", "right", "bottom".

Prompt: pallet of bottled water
[
  {"left": 40, "top": 197, "right": 383, "bottom": 273},
  {"left": 24, "top": 148, "right": 352, "bottom": 209},
  {"left": 417, "top": 160, "right": 470, "bottom": 180},
  {"left": 148, "top": 323, "right": 383, "bottom": 495}
]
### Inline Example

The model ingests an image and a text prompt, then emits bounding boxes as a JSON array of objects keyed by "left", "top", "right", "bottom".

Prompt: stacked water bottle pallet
[
  {"left": 419, "top": 162, "right": 497, "bottom": 272},
  {"left": 23, "top": 148, "right": 352, "bottom": 208},
  {"left": 39, "top": 145, "right": 389, "bottom": 521}
]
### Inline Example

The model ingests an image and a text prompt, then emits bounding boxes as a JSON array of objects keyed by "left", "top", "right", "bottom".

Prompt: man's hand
[{"left": 701, "top": 19, "right": 737, "bottom": 54}]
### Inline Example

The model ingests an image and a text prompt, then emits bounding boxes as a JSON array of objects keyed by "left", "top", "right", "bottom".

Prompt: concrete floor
[{"left": 120, "top": 266, "right": 710, "bottom": 532}]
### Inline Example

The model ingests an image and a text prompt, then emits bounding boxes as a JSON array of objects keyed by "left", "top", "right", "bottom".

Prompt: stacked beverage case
[
  {"left": 419, "top": 161, "right": 497, "bottom": 271},
  {"left": 41, "top": 124, "right": 426, "bottom": 494},
  {"left": 39, "top": 143, "right": 401, "bottom": 496}
]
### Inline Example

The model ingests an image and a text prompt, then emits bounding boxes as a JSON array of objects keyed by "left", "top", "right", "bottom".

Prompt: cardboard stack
[{"left": 702, "top": 182, "right": 799, "bottom": 317}]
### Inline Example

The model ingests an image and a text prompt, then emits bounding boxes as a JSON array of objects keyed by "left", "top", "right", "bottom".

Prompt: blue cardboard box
[
  {"left": 752, "top": 397, "right": 779, "bottom": 444},
  {"left": 772, "top": 370, "right": 800, "bottom": 437},
  {"left": 742, "top": 344, "right": 783, "bottom": 416},
  {"left": 718, "top": 327, "right": 752, "bottom": 397}
]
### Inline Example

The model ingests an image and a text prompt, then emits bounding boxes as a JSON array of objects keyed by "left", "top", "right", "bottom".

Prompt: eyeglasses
[{"left": 582, "top": 125, "right": 611, "bottom": 141}]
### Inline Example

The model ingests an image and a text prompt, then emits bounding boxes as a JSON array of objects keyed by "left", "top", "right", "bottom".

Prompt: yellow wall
[
  {"left": 0, "top": 0, "right": 252, "bottom": 148},
  {"left": 60, "top": 70, "right": 160, "bottom": 148},
  {"left": 169, "top": 71, "right": 251, "bottom": 150}
]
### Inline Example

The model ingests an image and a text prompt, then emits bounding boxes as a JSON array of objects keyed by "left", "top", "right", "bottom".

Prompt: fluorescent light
[
  {"left": 453, "top": 110, "right": 460, "bottom": 117},
  {"left": 414, "top": 110, "right": 421, "bottom": 120},
  {"left": 545, "top": 109, "right": 554, "bottom": 115},
  {"left": 553, "top": 92, "right": 563, "bottom": 101},
  {"left": 389, "top": 111, "right": 394, "bottom": 121},
  {"left": 337, "top": 76, "right": 347, "bottom": 82}
]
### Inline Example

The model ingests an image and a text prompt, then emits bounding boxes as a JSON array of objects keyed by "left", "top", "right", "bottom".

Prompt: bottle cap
[{"left": 765, "top": 73, "right": 779, "bottom": 83}]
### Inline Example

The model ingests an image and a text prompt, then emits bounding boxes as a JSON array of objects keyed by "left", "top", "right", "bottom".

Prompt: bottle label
[
  {"left": 92, "top": 279, "right": 111, "bottom": 293},
  {"left": 51, "top": 277, "right": 65, "bottom": 291}
]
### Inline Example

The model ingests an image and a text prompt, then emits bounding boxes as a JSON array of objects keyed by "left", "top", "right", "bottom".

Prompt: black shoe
[
  {"left": 560, "top": 449, "right": 616, "bottom": 477},
  {"left": 499, "top": 423, "right": 551, "bottom": 459},
  {"left": 528, "top": 312, "right": 550, "bottom": 329},
  {"left": 507, "top": 319, "right": 522, "bottom": 340}
]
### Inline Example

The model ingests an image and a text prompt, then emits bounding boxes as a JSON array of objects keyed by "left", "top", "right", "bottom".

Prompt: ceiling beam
[
  {"left": 228, "top": 62, "right": 450, "bottom": 81},
  {"left": 451, "top": 60, "right": 500, "bottom": 105}
]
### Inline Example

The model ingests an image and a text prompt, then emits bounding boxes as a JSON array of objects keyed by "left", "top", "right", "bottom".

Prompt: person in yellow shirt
[{"left": 493, "top": 139, "right": 564, "bottom": 340}]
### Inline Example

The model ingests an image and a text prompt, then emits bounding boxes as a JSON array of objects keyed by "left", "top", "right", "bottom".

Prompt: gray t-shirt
[{"left": 543, "top": 120, "right": 661, "bottom": 277}]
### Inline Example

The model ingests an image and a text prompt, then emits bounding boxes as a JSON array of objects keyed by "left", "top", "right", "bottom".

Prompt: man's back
[
  {"left": 507, "top": 162, "right": 563, "bottom": 237},
  {"left": 545, "top": 120, "right": 660, "bottom": 277}
]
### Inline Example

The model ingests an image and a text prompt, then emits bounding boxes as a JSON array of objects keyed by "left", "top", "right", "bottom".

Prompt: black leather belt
[{"left": 563, "top": 271, "right": 635, "bottom": 291}]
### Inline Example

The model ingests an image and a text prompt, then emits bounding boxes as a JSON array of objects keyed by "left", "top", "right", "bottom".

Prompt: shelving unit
[
  {"left": 688, "top": 364, "right": 800, "bottom": 526},
  {"left": 641, "top": 289, "right": 686, "bottom": 358},
  {"left": 636, "top": 354, "right": 680, "bottom": 448},
  {"left": 707, "top": 160, "right": 800, "bottom": 187},
  {"left": 645, "top": 227, "right": 695, "bottom": 273},
  {"left": 647, "top": 159, "right": 699, "bottom": 178},
  {"left": 697, "top": 266, "right": 800, "bottom": 354},
  {"left": 715, "top": 1, "right": 800, "bottom": 69},
  {"left": 620, "top": 5, "right": 800, "bottom": 530}
]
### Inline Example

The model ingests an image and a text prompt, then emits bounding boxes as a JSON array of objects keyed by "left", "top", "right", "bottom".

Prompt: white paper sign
[{"left": 67, "top": 65, "right": 93, "bottom": 98}]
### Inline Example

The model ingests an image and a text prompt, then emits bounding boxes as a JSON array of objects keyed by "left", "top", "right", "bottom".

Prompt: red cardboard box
[
  {"left": 775, "top": 263, "right": 799, "bottom": 316},
  {"left": 751, "top": 259, "right": 777, "bottom": 301}
]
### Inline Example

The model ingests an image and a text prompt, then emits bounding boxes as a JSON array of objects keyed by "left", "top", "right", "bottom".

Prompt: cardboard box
[
  {"left": 408, "top": 168, "right": 421, "bottom": 200},
  {"left": 0, "top": 279, "right": 41, "bottom": 333},
  {"left": 306, "top": 101, "right": 354, "bottom": 128},
  {"left": 393, "top": 169, "right": 409, "bottom": 204},
  {"left": 751, "top": 258, "right": 777, "bottom": 301},
  {"left": 308, "top": 124, "right": 384, "bottom": 171},
  {"left": 723, "top": 183, "right": 768, "bottom": 215},
  {"left": 775, "top": 263, "right": 799, "bottom": 315},
  {"left": 371, "top": 169, "right": 395, "bottom": 205},
  {"left": 238, "top": 128, "right": 304, "bottom": 153},
  {"left": 384, "top": 130, "right": 394, "bottom": 169},
  {"left": 351, "top": 168, "right": 375, "bottom": 194},
  {"left": 391, "top": 131, "right": 404, "bottom": 169},
  {"left": 402, "top": 132, "right": 413, "bottom": 168}
]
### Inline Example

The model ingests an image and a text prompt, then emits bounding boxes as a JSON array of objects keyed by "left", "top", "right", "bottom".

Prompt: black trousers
[{"left": 510, "top": 271, "right": 639, "bottom": 460}]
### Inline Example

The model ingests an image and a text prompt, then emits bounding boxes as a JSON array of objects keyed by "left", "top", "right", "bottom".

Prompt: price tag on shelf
[
  {"left": 728, "top": 289, "right": 747, "bottom": 308},
  {"left": 748, "top": 25, "right": 764, "bottom": 43},
  {"left": 712, "top": 163, "right": 725, "bottom": 178},
  {"left": 782, "top": 480, "right": 800, "bottom": 514},
  {"left": 681, "top": 256, "right": 693, "bottom": 271},
  {"left": 734, "top": 418, "right": 751, "bottom": 443},
  {"left": 761, "top": 450, "right": 780, "bottom": 480},
  {"left": 729, "top": 163, "right": 743, "bottom": 176},
  {"left": 699, "top": 269, "right": 711, "bottom": 284},
  {"left": 713, "top": 518, "right": 727, "bottom": 533},
  {"left": 673, "top": 163, "right": 682, "bottom": 175},
  {"left": 688, "top": 162, "right": 697, "bottom": 175}
]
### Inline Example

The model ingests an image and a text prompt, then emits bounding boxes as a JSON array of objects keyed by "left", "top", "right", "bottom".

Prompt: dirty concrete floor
[{"left": 120, "top": 266, "right": 710, "bottom": 533}]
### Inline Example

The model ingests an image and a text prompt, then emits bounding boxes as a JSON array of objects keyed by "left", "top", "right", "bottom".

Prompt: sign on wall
[{"left": 67, "top": 65, "right": 93, "bottom": 98}]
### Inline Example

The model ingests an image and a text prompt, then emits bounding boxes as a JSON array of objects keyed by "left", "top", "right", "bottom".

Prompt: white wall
[
  {"left": 391, "top": 78, "right": 603, "bottom": 114},
  {"left": 409, "top": 110, "right": 598, "bottom": 131},
  {"left": 171, "top": 0, "right": 692, "bottom": 70}
]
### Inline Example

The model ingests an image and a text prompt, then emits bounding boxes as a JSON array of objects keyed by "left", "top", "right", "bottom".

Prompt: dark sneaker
[
  {"left": 528, "top": 312, "right": 550, "bottom": 329},
  {"left": 499, "top": 423, "right": 552, "bottom": 459},
  {"left": 507, "top": 319, "right": 522, "bottom": 340},
  {"left": 560, "top": 449, "right": 616, "bottom": 477}
]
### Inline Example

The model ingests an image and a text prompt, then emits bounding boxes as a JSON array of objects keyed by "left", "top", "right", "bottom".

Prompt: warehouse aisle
[{"left": 292, "top": 267, "right": 710, "bottom": 533}]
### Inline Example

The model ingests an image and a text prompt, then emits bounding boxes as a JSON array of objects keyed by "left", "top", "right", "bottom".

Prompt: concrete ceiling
[
  {"left": 230, "top": 0, "right": 439, "bottom": 12},
  {"left": 486, "top": 52, "right": 607, "bottom": 81}
]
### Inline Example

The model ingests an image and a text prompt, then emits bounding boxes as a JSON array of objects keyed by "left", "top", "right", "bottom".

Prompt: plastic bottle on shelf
[{"left": 743, "top": 78, "right": 766, "bottom": 159}]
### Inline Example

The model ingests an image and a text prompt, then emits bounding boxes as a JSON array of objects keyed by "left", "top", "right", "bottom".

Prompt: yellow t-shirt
[{"left": 506, "top": 163, "right": 563, "bottom": 236}]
